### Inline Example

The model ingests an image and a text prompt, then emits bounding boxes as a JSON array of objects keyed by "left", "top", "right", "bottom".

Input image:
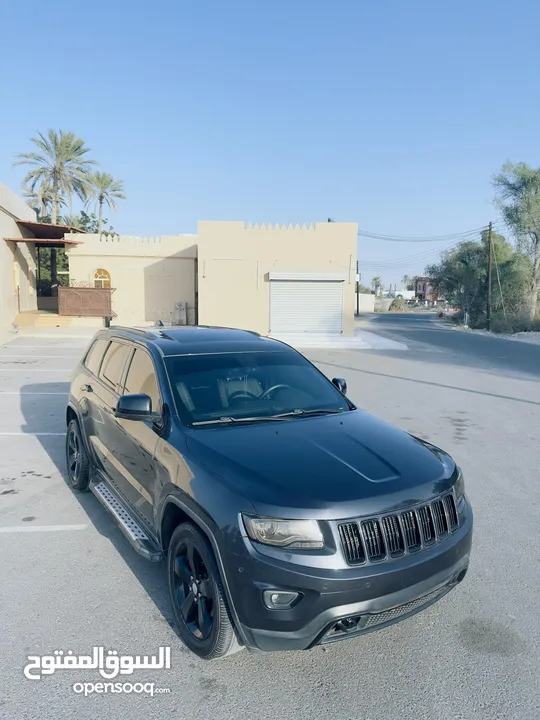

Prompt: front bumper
[{"left": 229, "top": 500, "right": 473, "bottom": 652}]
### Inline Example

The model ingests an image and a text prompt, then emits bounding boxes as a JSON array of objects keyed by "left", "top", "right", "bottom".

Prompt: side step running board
[{"left": 90, "top": 481, "right": 163, "bottom": 562}]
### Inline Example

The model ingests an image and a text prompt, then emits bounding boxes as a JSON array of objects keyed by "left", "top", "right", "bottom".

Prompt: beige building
[
  {"left": 2, "top": 182, "right": 358, "bottom": 338},
  {"left": 66, "top": 221, "right": 358, "bottom": 336},
  {"left": 0, "top": 183, "right": 38, "bottom": 330}
]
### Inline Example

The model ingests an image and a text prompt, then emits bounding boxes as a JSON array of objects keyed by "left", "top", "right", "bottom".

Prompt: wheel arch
[{"left": 159, "top": 495, "right": 248, "bottom": 648}]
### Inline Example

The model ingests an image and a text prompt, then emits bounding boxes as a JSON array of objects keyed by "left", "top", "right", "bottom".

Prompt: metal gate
[
  {"left": 270, "top": 280, "right": 344, "bottom": 333},
  {"left": 58, "top": 287, "right": 116, "bottom": 317}
]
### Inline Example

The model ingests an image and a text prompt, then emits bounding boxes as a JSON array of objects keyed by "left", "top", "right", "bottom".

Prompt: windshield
[{"left": 165, "top": 351, "right": 351, "bottom": 425}]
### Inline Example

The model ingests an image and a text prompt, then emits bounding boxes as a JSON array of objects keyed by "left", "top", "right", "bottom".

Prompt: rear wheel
[
  {"left": 66, "top": 419, "right": 90, "bottom": 492},
  {"left": 167, "top": 523, "right": 241, "bottom": 660}
]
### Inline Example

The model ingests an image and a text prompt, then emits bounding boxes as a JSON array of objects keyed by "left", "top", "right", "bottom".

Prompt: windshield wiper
[
  {"left": 192, "top": 408, "right": 346, "bottom": 426},
  {"left": 192, "top": 415, "right": 291, "bottom": 426},
  {"left": 270, "top": 408, "right": 345, "bottom": 418}
]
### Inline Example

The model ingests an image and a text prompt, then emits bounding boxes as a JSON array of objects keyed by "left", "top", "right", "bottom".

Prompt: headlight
[
  {"left": 242, "top": 515, "right": 324, "bottom": 549},
  {"left": 454, "top": 468, "right": 466, "bottom": 506}
]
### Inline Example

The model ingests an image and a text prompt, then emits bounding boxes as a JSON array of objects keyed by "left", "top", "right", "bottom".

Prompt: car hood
[{"left": 185, "top": 410, "right": 456, "bottom": 518}]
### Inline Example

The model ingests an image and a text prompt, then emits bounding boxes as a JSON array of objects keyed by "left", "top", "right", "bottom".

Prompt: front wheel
[
  {"left": 66, "top": 419, "right": 91, "bottom": 492},
  {"left": 167, "top": 523, "right": 241, "bottom": 660}
]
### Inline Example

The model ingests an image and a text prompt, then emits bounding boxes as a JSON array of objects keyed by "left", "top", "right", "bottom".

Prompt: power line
[
  {"left": 358, "top": 239, "right": 463, "bottom": 269},
  {"left": 357, "top": 225, "right": 487, "bottom": 243}
]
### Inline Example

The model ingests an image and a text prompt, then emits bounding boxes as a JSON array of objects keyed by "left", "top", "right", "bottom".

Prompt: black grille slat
[
  {"left": 361, "top": 520, "right": 385, "bottom": 561},
  {"left": 381, "top": 515, "right": 404, "bottom": 556},
  {"left": 444, "top": 493, "right": 459, "bottom": 529},
  {"left": 338, "top": 492, "right": 461, "bottom": 565},
  {"left": 432, "top": 499, "right": 448, "bottom": 536},
  {"left": 417, "top": 505, "right": 436, "bottom": 545},
  {"left": 401, "top": 510, "right": 421, "bottom": 551},
  {"left": 338, "top": 523, "right": 365, "bottom": 564}
]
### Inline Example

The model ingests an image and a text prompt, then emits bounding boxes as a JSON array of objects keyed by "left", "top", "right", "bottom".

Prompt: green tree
[
  {"left": 401, "top": 274, "right": 414, "bottom": 291},
  {"left": 426, "top": 232, "right": 532, "bottom": 330},
  {"left": 87, "top": 172, "right": 125, "bottom": 233},
  {"left": 493, "top": 162, "right": 540, "bottom": 320},
  {"left": 14, "top": 129, "right": 96, "bottom": 224}
]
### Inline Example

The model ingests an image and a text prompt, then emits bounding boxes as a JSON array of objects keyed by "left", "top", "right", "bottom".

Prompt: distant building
[
  {"left": 415, "top": 277, "right": 442, "bottom": 302},
  {"left": 393, "top": 288, "right": 415, "bottom": 301}
]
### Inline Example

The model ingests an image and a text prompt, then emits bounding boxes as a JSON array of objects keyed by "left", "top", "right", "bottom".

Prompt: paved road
[
  {"left": 0, "top": 332, "right": 539, "bottom": 720},
  {"left": 360, "top": 312, "right": 540, "bottom": 379}
]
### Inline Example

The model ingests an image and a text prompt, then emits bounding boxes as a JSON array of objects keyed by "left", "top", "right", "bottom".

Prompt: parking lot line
[
  {"left": 0, "top": 432, "right": 64, "bottom": 436},
  {"left": 0, "top": 525, "right": 88, "bottom": 534},
  {"left": 0, "top": 369, "right": 75, "bottom": 372},
  {"left": 0, "top": 392, "right": 67, "bottom": 395}
]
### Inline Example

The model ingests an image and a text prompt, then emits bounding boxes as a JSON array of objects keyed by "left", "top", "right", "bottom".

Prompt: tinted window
[
  {"left": 165, "top": 351, "right": 350, "bottom": 424},
  {"left": 84, "top": 339, "right": 110, "bottom": 376},
  {"left": 124, "top": 349, "right": 161, "bottom": 412},
  {"left": 98, "top": 341, "right": 131, "bottom": 391}
]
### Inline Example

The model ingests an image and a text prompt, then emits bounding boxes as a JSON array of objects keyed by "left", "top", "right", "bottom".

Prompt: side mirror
[
  {"left": 115, "top": 394, "right": 159, "bottom": 422},
  {"left": 332, "top": 377, "right": 347, "bottom": 395}
]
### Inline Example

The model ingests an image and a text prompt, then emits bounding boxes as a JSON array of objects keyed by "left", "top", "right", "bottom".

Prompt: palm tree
[
  {"left": 372, "top": 276, "right": 382, "bottom": 295},
  {"left": 14, "top": 129, "right": 96, "bottom": 224},
  {"left": 61, "top": 213, "right": 84, "bottom": 229},
  {"left": 87, "top": 172, "right": 126, "bottom": 233},
  {"left": 22, "top": 179, "right": 66, "bottom": 220}
]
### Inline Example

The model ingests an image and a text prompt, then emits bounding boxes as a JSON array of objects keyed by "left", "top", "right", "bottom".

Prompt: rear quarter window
[
  {"left": 98, "top": 341, "right": 132, "bottom": 391},
  {"left": 83, "top": 338, "right": 110, "bottom": 377}
]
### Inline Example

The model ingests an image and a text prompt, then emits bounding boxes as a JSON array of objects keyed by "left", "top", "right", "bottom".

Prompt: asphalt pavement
[
  {"left": 360, "top": 312, "right": 540, "bottom": 379},
  {"left": 0, "top": 325, "right": 539, "bottom": 720}
]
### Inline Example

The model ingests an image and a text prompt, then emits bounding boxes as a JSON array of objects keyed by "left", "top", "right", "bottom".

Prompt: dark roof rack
[{"left": 109, "top": 324, "right": 261, "bottom": 340}]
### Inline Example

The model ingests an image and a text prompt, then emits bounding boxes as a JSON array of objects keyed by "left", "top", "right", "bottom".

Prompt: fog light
[{"left": 263, "top": 590, "right": 299, "bottom": 609}]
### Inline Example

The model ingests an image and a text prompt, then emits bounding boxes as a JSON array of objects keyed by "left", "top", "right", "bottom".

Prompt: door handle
[{"left": 81, "top": 384, "right": 93, "bottom": 393}]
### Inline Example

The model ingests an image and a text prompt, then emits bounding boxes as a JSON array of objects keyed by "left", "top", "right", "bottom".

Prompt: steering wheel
[
  {"left": 259, "top": 384, "right": 292, "bottom": 400},
  {"left": 227, "top": 390, "right": 259, "bottom": 401}
]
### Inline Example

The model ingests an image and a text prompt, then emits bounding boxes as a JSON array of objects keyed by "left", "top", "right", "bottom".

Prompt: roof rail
[{"left": 109, "top": 325, "right": 161, "bottom": 338}]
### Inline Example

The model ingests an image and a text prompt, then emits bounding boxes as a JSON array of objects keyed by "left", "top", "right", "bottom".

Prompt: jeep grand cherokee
[{"left": 66, "top": 325, "right": 473, "bottom": 659}]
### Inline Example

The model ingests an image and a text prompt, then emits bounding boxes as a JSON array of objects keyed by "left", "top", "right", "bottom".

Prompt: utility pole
[
  {"left": 486, "top": 221, "right": 493, "bottom": 331},
  {"left": 356, "top": 261, "right": 360, "bottom": 316}
]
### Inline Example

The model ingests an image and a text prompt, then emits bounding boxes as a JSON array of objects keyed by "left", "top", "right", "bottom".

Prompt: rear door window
[
  {"left": 98, "top": 341, "right": 132, "bottom": 391},
  {"left": 84, "top": 339, "right": 110, "bottom": 377},
  {"left": 123, "top": 349, "right": 161, "bottom": 412}
]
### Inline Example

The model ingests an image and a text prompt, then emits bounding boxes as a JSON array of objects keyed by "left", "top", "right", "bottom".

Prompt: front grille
[
  {"left": 338, "top": 523, "right": 365, "bottom": 564},
  {"left": 381, "top": 515, "right": 404, "bottom": 556},
  {"left": 401, "top": 510, "right": 421, "bottom": 551},
  {"left": 445, "top": 493, "right": 459, "bottom": 529},
  {"left": 339, "top": 492, "right": 460, "bottom": 566},
  {"left": 418, "top": 505, "right": 436, "bottom": 544},
  {"left": 432, "top": 499, "right": 448, "bottom": 536},
  {"left": 362, "top": 520, "right": 385, "bottom": 561}
]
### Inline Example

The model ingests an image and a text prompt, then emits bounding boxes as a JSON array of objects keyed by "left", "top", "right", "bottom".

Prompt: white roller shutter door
[{"left": 270, "top": 280, "right": 343, "bottom": 333}]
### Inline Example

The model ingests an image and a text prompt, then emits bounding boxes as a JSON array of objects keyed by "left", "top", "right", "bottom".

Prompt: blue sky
[{"left": 1, "top": 0, "right": 539, "bottom": 285}]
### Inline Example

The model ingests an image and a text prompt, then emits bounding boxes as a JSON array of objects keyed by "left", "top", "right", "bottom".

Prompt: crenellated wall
[
  {"left": 65, "top": 221, "right": 357, "bottom": 333},
  {"left": 196, "top": 221, "right": 358, "bottom": 335},
  {"left": 66, "top": 233, "right": 198, "bottom": 326}
]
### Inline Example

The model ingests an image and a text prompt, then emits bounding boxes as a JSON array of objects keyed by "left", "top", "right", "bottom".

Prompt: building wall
[
  {"left": 0, "top": 183, "right": 37, "bottom": 331},
  {"left": 197, "top": 221, "right": 358, "bottom": 336},
  {"left": 66, "top": 234, "right": 197, "bottom": 326},
  {"left": 357, "top": 292, "right": 375, "bottom": 313}
]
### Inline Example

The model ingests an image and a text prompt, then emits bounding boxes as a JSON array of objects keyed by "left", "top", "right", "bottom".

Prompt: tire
[
  {"left": 66, "top": 419, "right": 91, "bottom": 492},
  {"left": 167, "top": 522, "right": 242, "bottom": 660}
]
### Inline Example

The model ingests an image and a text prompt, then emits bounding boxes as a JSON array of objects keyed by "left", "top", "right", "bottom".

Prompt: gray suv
[{"left": 66, "top": 325, "right": 473, "bottom": 659}]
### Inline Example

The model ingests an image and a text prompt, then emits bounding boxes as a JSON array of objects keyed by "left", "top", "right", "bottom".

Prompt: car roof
[{"left": 99, "top": 325, "right": 295, "bottom": 357}]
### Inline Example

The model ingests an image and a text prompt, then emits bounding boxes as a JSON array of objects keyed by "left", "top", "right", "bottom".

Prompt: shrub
[{"left": 389, "top": 296, "right": 407, "bottom": 312}]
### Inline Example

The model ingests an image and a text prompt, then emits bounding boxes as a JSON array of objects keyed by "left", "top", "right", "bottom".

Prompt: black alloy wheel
[
  {"left": 173, "top": 539, "right": 215, "bottom": 640},
  {"left": 167, "top": 523, "right": 241, "bottom": 659},
  {"left": 66, "top": 419, "right": 90, "bottom": 491}
]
